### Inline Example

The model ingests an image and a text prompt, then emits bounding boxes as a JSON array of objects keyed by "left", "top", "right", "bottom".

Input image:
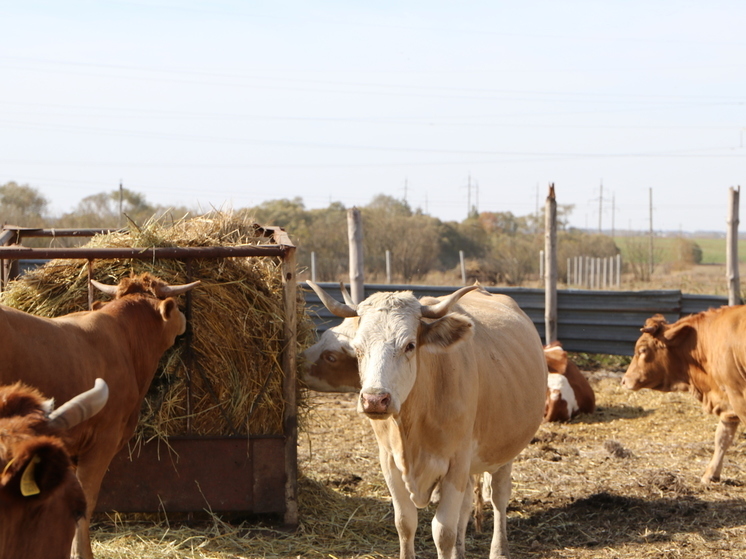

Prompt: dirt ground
[
  {"left": 297, "top": 370, "right": 746, "bottom": 559},
  {"left": 92, "top": 368, "right": 746, "bottom": 558}
]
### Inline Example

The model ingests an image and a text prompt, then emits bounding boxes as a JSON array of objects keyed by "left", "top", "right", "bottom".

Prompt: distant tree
[
  {"left": 0, "top": 182, "right": 49, "bottom": 226},
  {"left": 366, "top": 195, "right": 412, "bottom": 217},
  {"left": 673, "top": 237, "right": 703, "bottom": 266},
  {"left": 436, "top": 220, "right": 487, "bottom": 270},
  {"left": 362, "top": 197, "right": 440, "bottom": 282},
  {"left": 59, "top": 188, "right": 158, "bottom": 228},
  {"left": 302, "top": 203, "right": 348, "bottom": 281},
  {"left": 490, "top": 233, "right": 542, "bottom": 285}
]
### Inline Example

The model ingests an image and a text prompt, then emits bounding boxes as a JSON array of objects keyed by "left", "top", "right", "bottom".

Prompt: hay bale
[{"left": 0, "top": 213, "right": 314, "bottom": 439}]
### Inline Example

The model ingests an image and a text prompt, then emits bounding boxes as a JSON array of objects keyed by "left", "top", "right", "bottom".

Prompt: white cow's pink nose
[{"left": 360, "top": 392, "right": 391, "bottom": 414}]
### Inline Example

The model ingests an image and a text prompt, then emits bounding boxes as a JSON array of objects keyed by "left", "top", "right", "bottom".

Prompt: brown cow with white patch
[
  {"left": 0, "top": 273, "right": 198, "bottom": 559},
  {"left": 302, "top": 318, "right": 359, "bottom": 393},
  {"left": 543, "top": 342, "right": 596, "bottom": 422},
  {"left": 0, "top": 379, "right": 108, "bottom": 559},
  {"left": 622, "top": 309, "right": 746, "bottom": 484},
  {"left": 308, "top": 281, "right": 546, "bottom": 559}
]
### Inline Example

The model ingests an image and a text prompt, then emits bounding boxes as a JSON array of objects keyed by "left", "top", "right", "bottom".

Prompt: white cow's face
[{"left": 351, "top": 291, "right": 474, "bottom": 419}]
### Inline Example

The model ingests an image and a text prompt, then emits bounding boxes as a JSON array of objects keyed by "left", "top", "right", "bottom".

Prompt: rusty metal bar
[
  {"left": 2, "top": 227, "right": 121, "bottom": 238},
  {"left": 0, "top": 245, "right": 288, "bottom": 260},
  {"left": 281, "top": 241, "right": 298, "bottom": 526}
]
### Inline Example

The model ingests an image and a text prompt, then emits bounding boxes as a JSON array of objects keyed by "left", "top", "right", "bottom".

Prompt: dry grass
[{"left": 89, "top": 366, "right": 746, "bottom": 558}]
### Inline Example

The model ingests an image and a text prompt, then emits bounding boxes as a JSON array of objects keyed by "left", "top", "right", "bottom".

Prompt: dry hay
[
  {"left": 86, "top": 365, "right": 746, "bottom": 558},
  {"left": 0, "top": 213, "right": 315, "bottom": 439}
]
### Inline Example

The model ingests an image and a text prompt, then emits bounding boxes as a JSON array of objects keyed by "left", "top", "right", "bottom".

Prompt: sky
[{"left": 1, "top": 1, "right": 745, "bottom": 234}]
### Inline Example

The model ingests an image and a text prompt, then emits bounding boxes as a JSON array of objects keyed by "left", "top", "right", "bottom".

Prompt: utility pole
[
  {"left": 466, "top": 174, "right": 472, "bottom": 217},
  {"left": 118, "top": 181, "right": 124, "bottom": 228},
  {"left": 598, "top": 181, "right": 603, "bottom": 233},
  {"left": 648, "top": 188, "right": 654, "bottom": 278},
  {"left": 611, "top": 192, "right": 615, "bottom": 238}
]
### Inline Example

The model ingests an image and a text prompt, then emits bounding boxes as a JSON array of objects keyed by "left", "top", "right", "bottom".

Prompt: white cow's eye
[{"left": 405, "top": 342, "right": 416, "bottom": 353}]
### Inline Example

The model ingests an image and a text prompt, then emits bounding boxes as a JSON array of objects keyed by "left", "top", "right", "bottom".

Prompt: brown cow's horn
[
  {"left": 91, "top": 280, "right": 118, "bottom": 296},
  {"left": 155, "top": 280, "right": 201, "bottom": 298},
  {"left": 307, "top": 281, "right": 358, "bottom": 318},
  {"left": 48, "top": 378, "right": 109, "bottom": 431},
  {"left": 339, "top": 282, "right": 357, "bottom": 309},
  {"left": 421, "top": 285, "right": 478, "bottom": 319}
]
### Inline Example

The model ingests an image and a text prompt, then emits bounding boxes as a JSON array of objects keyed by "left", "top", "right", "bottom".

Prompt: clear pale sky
[{"left": 1, "top": 1, "right": 744, "bottom": 233}]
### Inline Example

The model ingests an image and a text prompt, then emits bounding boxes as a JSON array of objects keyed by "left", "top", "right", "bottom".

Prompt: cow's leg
[
  {"left": 702, "top": 415, "right": 740, "bottom": 484},
  {"left": 454, "top": 475, "right": 475, "bottom": 559},
  {"left": 432, "top": 478, "right": 467, "bottom": 559},
  {"left": 71, "top": 444, "right": 121, "bottom": 559},
  {"left": 380, "top": 451, "right": 417, "bottom": 559},
  {"left": 487, "top": 461, "right": 513, "bottom": 559}
]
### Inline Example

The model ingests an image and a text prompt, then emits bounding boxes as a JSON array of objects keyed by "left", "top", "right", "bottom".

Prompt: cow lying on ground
[
  {"left": 622, "top": 309, "right": 746, "bottom": 484},
  {"left": 0, "top": 273, "right": 199, "bottom": 559},
  {"left": 543, "top": 342, "right": 596, "bottom": 422},
  {"left": 0, "top": 379, "right": 108, "bottom": 559},
  {"left": 308, "top": 281, "right": 547, "bottom": 559}
]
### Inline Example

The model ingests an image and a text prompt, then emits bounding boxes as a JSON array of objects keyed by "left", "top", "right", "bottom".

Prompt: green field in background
[{"left": 614, "top": 236, "right": 746, "bottom": 265}]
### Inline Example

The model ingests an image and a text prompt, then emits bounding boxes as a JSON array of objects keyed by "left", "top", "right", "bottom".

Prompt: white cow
[{"left": 307, "top": 281, "right": 547, "bottom": 559}]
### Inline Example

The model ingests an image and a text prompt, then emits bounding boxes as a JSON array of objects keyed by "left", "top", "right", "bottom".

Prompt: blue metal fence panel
[{"left": 303, "top": 283, "right": 730, "bottom": 356}]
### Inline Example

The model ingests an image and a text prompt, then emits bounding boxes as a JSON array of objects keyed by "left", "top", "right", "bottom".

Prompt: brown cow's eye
[{"left": 324, "top": 353, "right": 337, "bottom": 363}]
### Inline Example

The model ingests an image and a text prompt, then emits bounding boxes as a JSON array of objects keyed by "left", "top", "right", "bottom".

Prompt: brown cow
[
  {"left": 622, "top": 309, "right": 746, "bottom": 483},
  {"left": 543, "top": 342, "right": 596, "bottom": 422},
  {"left": 301, "top": 318, "right": 359, "bottom": 392},
  {"left": 0, "top": 273, "right": 199, "bottom": 559},
  {"left": 0, "top": 379, "right": 108, "bottom": 559}
]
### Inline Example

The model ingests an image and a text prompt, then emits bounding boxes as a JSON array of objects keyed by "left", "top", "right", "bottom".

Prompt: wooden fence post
[
  {"left": 386, "top": 250, "right": 392, "bottom": 284},
  {"left": 727, "top": 186, "right": 741, "bottom": 305},
  {"left": 544, "top": 184, "right": 558, "bottom": 344},
  {"left": 347, "top": 207, "right": 365, "bottom": 304}
]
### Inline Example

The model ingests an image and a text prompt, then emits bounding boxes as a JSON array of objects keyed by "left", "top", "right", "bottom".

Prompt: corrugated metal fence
[{"left": 304, "top": 283, "right": 729, "bottom": 356}]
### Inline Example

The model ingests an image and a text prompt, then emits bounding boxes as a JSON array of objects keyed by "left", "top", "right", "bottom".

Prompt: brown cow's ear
[
  {"left": 2, "top": 440, "right": 72, "bottom": 499},
  {"left": 661, "top": 322, "right": 694, "bottom": 347},
  {"left": 159, "top": 298, "right": 178, "bottom": 321}
]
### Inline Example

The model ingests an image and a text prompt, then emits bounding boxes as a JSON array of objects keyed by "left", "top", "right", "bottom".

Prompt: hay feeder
[{"left": 0, "top": 221, "right": 301, "bottom": 525}]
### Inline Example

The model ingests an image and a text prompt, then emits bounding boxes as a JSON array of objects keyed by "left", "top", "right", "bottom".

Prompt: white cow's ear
[{"left": 419, "top": 314, "right": 474, "bottom": 352}]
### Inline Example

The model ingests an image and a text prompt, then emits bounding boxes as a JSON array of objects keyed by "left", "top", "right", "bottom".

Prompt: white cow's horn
[
  {"left": 155, "top": 280, "right": 201, "bottom": 298},
  {"left": 339, "top": 282, "right": 357, "bottom": 309},
  {"left": 420, "top": 285, "right": 478, "bottom": 319},
  {"left": 48, "top": 378, "right": 109, "bottom": 431},
  {"left": 91, "top": 280, "right": 118, "bottom": 296},
  {"left": 307, "top": 281, "right": 358, "bottom": 318}
]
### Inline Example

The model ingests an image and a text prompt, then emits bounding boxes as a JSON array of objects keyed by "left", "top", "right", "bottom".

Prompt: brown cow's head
[
  {"left": 301, "top": 319, "right": 361, "bottom": 393},
  {"left": 0, "top": 380, "right": 107, "bottom": 559},
  {"left": 621, "top": 314, "right": 694, "bottom": 392},
  {"left": 92, "top": 273, "right": 200, "bottom": 351}
]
